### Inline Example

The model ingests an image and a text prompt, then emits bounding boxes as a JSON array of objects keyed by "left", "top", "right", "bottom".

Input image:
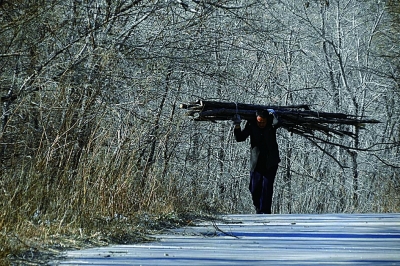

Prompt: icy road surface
[{"left": 53, "top": 213, "right": 400, "bottom": 265}]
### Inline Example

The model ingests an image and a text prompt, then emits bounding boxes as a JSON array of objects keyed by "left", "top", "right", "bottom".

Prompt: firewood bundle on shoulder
[{"left": 180, "top": 100, "right": 380, "bottom": 139}]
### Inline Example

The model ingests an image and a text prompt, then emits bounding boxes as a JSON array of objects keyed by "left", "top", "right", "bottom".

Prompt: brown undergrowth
[{"left": 3, "top": 212, "right": 212, "bottom": 265}]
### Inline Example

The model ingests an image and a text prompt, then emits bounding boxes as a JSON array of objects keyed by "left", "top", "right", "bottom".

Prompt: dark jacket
[{"left": 234, "top": 119, "right": 280, "bottom": 174}]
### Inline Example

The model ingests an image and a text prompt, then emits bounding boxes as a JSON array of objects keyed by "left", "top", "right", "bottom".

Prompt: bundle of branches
[{"left": 180, "top": 100, "right": 380, "bottom": 140}]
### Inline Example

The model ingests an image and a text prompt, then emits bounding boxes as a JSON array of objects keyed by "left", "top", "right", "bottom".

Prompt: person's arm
[{"left": 234, "top": 121, "right": 251, "bottom": 142}]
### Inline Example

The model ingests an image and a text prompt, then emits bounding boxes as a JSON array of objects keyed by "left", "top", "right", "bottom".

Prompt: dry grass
[
  {"left": 3, "top": 211, "right": 206, "bottom": 265},
  {"left": 0, "top": 97, "right": 218, "bottom": 265},
  {"left": 0, "top": 148, "right": 213, "bottom": 264}
]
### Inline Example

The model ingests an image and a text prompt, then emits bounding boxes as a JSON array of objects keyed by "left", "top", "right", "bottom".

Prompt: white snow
[{"left": 52, "top": 213, "right": 400, "bottom": 265}]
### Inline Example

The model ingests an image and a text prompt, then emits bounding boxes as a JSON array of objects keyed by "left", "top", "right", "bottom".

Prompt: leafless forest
[{"left": 1, "top": 0, "right": 399, "bottom": 259}]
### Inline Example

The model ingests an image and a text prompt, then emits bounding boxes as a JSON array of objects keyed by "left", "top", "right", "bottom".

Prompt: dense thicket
[{"left": 1, "top": 0, "right": 399, "bottom": 259}]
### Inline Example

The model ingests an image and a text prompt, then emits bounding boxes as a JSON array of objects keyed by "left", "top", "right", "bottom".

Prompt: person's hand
[
  {"left": 232, "top": 114, "right": 241, "bottom": 127},
  {"left": 267, "top": 109, "right": 279, "bottom": 126}
]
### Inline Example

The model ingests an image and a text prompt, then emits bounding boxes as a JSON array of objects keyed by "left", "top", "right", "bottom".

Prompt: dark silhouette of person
[{"left": 233, "top": 110, "right": 280, "bottom": 214}]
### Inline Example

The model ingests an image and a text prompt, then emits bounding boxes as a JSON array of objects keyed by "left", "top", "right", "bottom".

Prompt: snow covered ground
[{"left": 52, "top": 213, "right": 400, "bottom": 265}]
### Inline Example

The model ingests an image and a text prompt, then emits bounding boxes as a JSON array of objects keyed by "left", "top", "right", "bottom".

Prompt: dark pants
[{"left": 249, "top": 165, "right": 278, "bottom": 214}]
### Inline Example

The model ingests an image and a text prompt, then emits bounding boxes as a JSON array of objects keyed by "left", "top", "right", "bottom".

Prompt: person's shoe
[{"left": 256, "top": 208, "right": 263, "bottom": 214}]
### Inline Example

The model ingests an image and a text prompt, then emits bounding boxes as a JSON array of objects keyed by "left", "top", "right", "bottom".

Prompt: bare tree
[{"left": 0, "top": 1, "right": 399, "bottom": 246}]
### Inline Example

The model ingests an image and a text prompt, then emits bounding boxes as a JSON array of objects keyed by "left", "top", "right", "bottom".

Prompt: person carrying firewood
[{"left": 232, "top": 109, "right": 280, "bottom": 214}]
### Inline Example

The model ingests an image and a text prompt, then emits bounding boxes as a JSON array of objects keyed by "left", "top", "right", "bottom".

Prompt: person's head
[{"left": 256, "top": 110, "right": 268, "bottom": 128}]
